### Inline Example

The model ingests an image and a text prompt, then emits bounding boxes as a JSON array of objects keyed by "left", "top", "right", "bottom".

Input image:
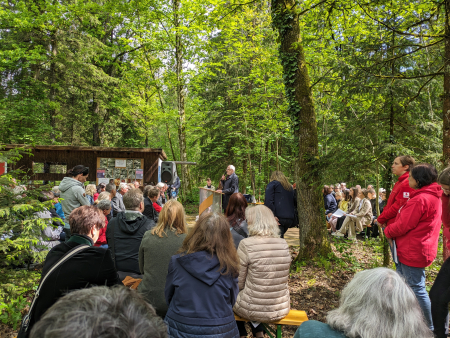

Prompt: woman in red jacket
[
  {"left": 430, "top": 166, "right": 450, "bottom": 338},
  {"left": 384, "top": 163, "right": 441, "bottom": 331},
  {"left": 376, "top": 155, "right": 415, "bottom": 227}
]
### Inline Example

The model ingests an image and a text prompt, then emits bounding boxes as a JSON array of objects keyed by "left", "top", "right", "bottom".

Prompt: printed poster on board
[
  {"left": 136, "top": 169, "right": 143, "bottom": 179},
  {"left": 115, "top": 159, "right": 126, "bottom": 167},
  {"left": 97, "top": 169, "right": 105, "bottom": 178}
]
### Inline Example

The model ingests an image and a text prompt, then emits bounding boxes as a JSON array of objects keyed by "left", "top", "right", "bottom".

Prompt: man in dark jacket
[
  {"left": 106, "top": 189, "right": 155, "bottom": 279},
  {"left": 324, "top": 186, "right": 337, "bottom": 218},
  {"left": 142, "top": 185, "right": 159, "bottom": 223},
  {"left": 111, "top": 183, "right": 128, "bottom": 217},
  {"left": 24, "top": 206, "right": 121, "bottom": 337},
  {"left": 168, "top": 175, "right": 181, "bottom": 200},
  {"left": 216, "top": 165, "right": 239, "bottom": 212}
]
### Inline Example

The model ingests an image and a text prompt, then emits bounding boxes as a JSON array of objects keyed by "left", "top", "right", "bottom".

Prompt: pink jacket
[{"left": 384, "top": 183, "right": 442, "bottom": 268}]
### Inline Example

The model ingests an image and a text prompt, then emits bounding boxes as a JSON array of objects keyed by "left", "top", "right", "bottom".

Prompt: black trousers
[
  {"left": 336, "top": 217, "right": 345, "bottom": 231},
  {"left": 236, "top": 321, "right": 264, "bottom": 336},
  {"left": 430, "top": 256, "right": 450, "bottom": 338},
  {"left": 278, "top": 218, "right": 294, "bottom": 238}
]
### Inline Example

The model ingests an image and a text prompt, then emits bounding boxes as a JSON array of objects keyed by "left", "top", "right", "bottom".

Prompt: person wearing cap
[{"left": 59, "top": 165, "right": 90, "bottom": 240}]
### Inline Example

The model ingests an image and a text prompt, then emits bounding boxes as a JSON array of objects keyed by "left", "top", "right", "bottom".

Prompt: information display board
[{"left": 96, "top": 158, "right": 144, "bottom": 186}]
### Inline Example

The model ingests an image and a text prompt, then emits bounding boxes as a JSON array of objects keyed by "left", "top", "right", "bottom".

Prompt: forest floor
[{"left": 0, "top": 214, "right": 444, "bottom": 338}]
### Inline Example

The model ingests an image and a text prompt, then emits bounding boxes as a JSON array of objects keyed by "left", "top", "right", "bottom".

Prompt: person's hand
[
  {"left": 380, "top": 223, "right": 387, "bottom": 228},
  {"left": 221, "top": 175, "right": 226, "bottom": 180},
  {"left": 374, "top": 219, "right": 377, "bottom": 224},
  {"left": 216, "top": 189, "right": 222, "bottom": 193},
  {"left": 327, "top": 213, "right": 332, "bottom": 217},
  {"left": 274, "top": 216, "right": 280, "bottom": 225}
]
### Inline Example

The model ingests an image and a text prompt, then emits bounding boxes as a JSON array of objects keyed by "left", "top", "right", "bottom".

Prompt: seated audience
[
  {"left": 233, "top": 205, "right": 291, "bottom": 338},
  {"left": 22, "top": 205, "right": 121, "bottom": 335},
  {"left": 106, "top": 189, "right": 155, "bottom": 279},
  {"left": 293, "top": 268, "right": 433, "bottom": 338},
  {"left": 95, "top": 191, "right": 112, "bottom": 220},
  {"left": 329, "top": 190, "right": 350, "bottom": 233},
  {"left": 51, "top": 186, "right": 64, "bottom": 220},
  {"left": 366, "top": 188, "right": 379, "bottom": 238},
  {"left": 138, "top": 199, "right": 187, "bottom": 317},
  {"left": 143, "top": 185, "right": 160, "bottom": 222},
  {"left": 324, "top": 185, "right": 337, "bottom": 221},
  {"left": 85, "top": 184, "right": 96, "bottom": 205},
  {"left": 333, "top": 188, "right": 372, "bottom": 240},
  {"left": 95, "top": 199, "right": 111, "bottom": 248},
  {"left": 384, "top": 163, "right": 441, "bottom": 330},
  {"left": 225, "top": 193, "right": 249, "bottom": 249},
  {"left": 105, "top": 182, "right": 117, "bottom": 218},
  {"left": 94, "top": 183, "right": 106, "bottom": 201},
  {"left": 30, "top": 286, "right": 167, "bottom": 338},
  {"left": 164, "top": 212, "right": 240, "bottom": 337},
  {"left": 111, "top": 183, "right": 128, "bottom": 217},
  {"left": 35, "top": 191, "right": 65, "bottom": 249}
]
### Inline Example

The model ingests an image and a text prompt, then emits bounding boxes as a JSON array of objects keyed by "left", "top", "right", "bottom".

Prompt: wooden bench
[{"left": 234, "top": 310, "right": 308, "bottom": 338}]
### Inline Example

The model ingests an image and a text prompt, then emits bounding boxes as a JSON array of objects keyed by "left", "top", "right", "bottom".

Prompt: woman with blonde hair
[
  {"left": 233, "top": 205, "right": 291, "bottom": 338},
  {"left": 164, "top": 212, "right": 240, "bottom": 337},
  {"left": 138, "top": 199, "right": 187, "bottom": 317},
  {"left": 85, "top": 184, "right": 96, "bottom": 205},
  {"left": 264, "top": 170, "right": 295, "bottom": 238}
]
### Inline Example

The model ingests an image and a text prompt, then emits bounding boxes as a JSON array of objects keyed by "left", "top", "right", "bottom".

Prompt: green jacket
[{"left": 138, "top": 229, "right": 186, "bottom": 317}]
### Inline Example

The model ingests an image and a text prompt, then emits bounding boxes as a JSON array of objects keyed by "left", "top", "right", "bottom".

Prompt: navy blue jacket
[
  {"left": 165, "top": 251, "right": 238, "bottom": 326},
  {"left": 324, "top": 193, "right": 337, "bottom": 214},
  {"left": 264, "top": 180, "right": 295, "bottom": 220},
  {"left": 221, "top": 173, "right": 239, "bottom": 211}
]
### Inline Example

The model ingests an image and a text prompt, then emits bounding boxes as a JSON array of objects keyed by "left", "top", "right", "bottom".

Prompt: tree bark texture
[
  {"left": 173, "top": 0, "right": 190, "bottom": 193},
  {"left": 271, "top": 0, "right": 331, "bottom": 259},
  {"left": 444, "top": 0, "right": 450, "bottom": 165}
]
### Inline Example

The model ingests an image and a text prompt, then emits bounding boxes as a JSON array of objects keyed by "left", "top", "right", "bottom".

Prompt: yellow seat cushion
[{"left": 234, "top": 310, "right": 308, "bottom": 326}]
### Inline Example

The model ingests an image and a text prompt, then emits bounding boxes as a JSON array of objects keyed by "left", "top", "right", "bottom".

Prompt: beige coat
[
  {"left": 233, "top": 236, "right": 291, "bottom": 322},
  {"left": 351, "top": 198, "right": 373, "bottom": 228},
  {"left": 346, "top": 197, "right": 361, "bottom": 214}
]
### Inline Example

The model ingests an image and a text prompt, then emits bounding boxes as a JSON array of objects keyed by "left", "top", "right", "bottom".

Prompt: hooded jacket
[
  {"left": 377, "top": 172, "right": 414, "bottom": 226},
  {"left": 384, "top": 182, "right": 443, "bottom": 268},
  {"left": 106, "top": 211, "right": 155, "bottom": 274},
  {"left": 59, "top": 177, "right": 89, "bottom": 225},
  {"left": 441, "top": 193, "right": 450, "bottom": 251},
  {"left": 165, "top": 251, "right": 239, "bottom": 327}
]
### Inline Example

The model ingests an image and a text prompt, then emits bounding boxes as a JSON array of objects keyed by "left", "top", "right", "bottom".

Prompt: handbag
[{"left": 17, "top": 244, "right": 90, "bottom": 338}]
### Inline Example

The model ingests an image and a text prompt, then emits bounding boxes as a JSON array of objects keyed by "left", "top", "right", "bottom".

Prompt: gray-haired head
[
  {"left": 52, "top": 186, "right": 61, "bottom": 197},
  {"left": 326, "top": 267, "right": 433, "bottom": 338},
  {"left": 97, "top": 199, "right": 111, "bottom": 211},
  {"left": 123, "top": 188, "right": 144, "bottom": 210},
  {"left": 105, "top": 183, "right": 116, "bottom": 193},
  {"left": 156, "top": 182, "right": 165, "bottom": 189},
  {"left": 228, "top": 165, "right": 235, "bottom": 172},
  {"left": 30, "top": 285, "right": 168, "bottom": 338},
  {"left": 118, "top": 183, "right": 129, "bottom": 193}
]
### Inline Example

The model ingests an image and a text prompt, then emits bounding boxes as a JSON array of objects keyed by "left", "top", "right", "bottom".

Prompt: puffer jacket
[
  {"left": 384, "top": 183, "right": 443, "bottom": 267},
  {"left": 233, "top": 236, "right": 291, "bottom": 322}
]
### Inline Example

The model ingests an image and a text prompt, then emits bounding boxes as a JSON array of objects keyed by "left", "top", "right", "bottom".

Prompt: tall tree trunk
[
  {"left": 92, "top": 93, "right": 100, "bottom": 146},
  {"left": 272, "top": 0, "right": 330, "bottom": 259},
  {"left": 49, "top": 33, "right": 57, "bottom": 143},
  {"left": 173, "top": 0, "right": 190, "bottom": 192},
  {"left": 443, "top": 0, "right": 450, "bottom": 259}
]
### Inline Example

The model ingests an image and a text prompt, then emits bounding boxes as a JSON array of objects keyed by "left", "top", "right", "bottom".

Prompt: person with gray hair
[
  {"left": 30, "top": 286, "right": 167, "bottom": 338},
  {"left": 111, "top": 182, "right": 128, "bottom": 217},
  {"left": 106, "top": 189, "right": 155, "bottom": 280},
  {"left": 216, "top": 164, "right": 239, "bottom": 212},
  {"left": 155, "top": 182, "right": 167, "bottom": 207},
  {"left": 293, "top": 267, "right": 433, "bottom": 338},
  {"left": 95, "top": 199, "right": 112, "bottom": 248}
]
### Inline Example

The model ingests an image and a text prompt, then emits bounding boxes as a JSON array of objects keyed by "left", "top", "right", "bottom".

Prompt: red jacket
[
  {"left": 442, "top": 194, "right": 450, "bottom": 251},
  {"left": 377, "top": 172, "right": 415, "bottom": 226},
  {"left": 153, "top": 202, "right": 162, "bottom": 213},
  {"left": 384, "top": 182, "right": 442, "bottom": 267},
  {"left": 94, "top": 216, "right": 108, "bottom": 247}
]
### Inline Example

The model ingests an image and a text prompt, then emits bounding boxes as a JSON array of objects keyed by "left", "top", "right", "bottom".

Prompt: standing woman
[
  {"left": 430, "top": 166, "right": 450, "bottom": 338},
  {"left": 264, "top": 171, "right": 295, "bottom": 238},
  {"left": 376, "top": 155, "right": 415, "bottom": 228},
  {"left": 225, "top": 193, "right": 249, "bottom": 249},
  {"left": 138, "top": 199, "right": 187, "bottom": 318},
  {"left": 59, "top": 165, "right": 90, "bottom": 239},
  {"left": 164, "top": 213, "right": 240, "bottom": 338},
  {"left": 384, "top": 163, "right": 442, "bottom": 331}
]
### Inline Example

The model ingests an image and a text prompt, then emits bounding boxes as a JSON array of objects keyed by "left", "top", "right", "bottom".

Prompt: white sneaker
[{"left": 332, "top": 232, "right": 345, "bottom": 237}]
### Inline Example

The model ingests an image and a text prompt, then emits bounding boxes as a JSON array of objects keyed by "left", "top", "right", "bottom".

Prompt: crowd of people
[{"left": 12, "top": 156, "right": 450, "bottom": 338}]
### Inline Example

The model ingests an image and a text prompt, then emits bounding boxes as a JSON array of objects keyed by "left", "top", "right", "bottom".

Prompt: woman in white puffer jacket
[{"left": 233, "top": 205, "right": 291, "bottom": 338}]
